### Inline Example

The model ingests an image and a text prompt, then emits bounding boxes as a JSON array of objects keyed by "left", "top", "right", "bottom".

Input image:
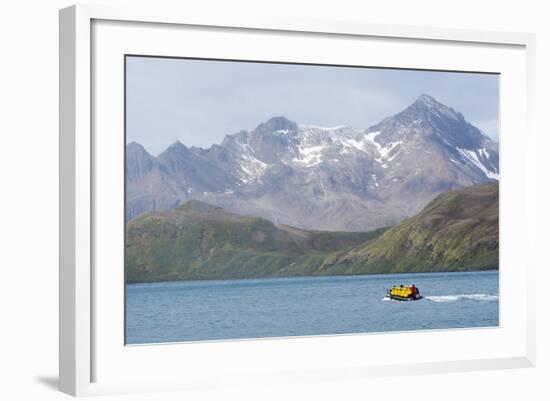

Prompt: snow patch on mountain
[
  {"left": 457, "top": 148, "right": 499, "bottom": 180},
  {"left": 293, "top": 144, "right": 327, "bottom": 167},
  {"left": 234, "top": 140, "right": 270, "bottom": 183},
  {"left": 340, "top": 137, "right": 370, "bottom": 153},
  {"left": 378, "top": 141, "right": 402, "bottom": 159},
  {"left": 365, "top": 130, "right": 382, "bottom": 143},
  {"left": 361, "top": 131, "right": 403, "bottom": 165}
]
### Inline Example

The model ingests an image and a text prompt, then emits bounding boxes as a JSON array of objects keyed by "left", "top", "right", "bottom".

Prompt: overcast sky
[{"left": 126, "top": 56, "right": 499, "bottom": 156}]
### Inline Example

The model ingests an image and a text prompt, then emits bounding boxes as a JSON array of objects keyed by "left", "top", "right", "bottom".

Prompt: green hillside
[
  {"left": 125, "top": 201, "right": 385, "bottom": 282},
  {"left": 126, "top": 183, "right": 498, "bottom": 282},
  {"left": 335, "top": 182, "right": 499, "bottom": 274}
]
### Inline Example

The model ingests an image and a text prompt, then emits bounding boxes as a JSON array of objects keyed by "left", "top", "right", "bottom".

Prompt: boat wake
[
  {"left": 381, "top": 294, "right": 498, "bottom": 302},
  {"left": 425, "top": 294, "right": 498, "bottom": 303}
]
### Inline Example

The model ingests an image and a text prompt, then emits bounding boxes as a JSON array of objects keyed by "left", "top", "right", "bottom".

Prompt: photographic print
[{"left": 124, "top": 56, "right": 499, "bottom": 344}]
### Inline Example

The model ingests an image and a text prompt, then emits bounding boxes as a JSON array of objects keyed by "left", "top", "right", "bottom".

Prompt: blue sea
[{"left": 125, "top": 270, "right": 499, "bottom": 345}]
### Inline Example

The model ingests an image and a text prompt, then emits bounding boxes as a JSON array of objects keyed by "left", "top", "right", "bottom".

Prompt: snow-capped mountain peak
[
  {"left": 126, "top": 95, "right": 499, "bottom": 231},
  {"left": 254, "top": 116, "right": 298, "bottom": 135},
  {"left": 411, "top": 94, "right": 463, "bottom": 120}
]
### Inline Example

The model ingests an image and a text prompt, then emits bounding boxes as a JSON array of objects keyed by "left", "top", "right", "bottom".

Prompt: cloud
[{"left": 126, "top": 56, "right": 499, "bottom": 155}]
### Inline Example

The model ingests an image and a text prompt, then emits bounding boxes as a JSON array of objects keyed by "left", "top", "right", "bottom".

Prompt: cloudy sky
[{"left": 126, "top": 56, "right": 499, "bottom": 156}]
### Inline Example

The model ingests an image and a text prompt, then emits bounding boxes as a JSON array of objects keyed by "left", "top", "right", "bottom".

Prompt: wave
[{"left": 425, "top": 294, "right": 498, "bottom": 303}]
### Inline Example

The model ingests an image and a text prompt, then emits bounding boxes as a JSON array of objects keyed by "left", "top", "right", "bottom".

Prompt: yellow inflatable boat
[{"left": 387, "top": 285, "right": 422, "bottom": 301}]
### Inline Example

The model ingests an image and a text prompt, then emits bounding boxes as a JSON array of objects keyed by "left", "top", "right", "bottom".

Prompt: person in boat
[{"left": 411, "top": 284, "right": 419, "bottom": 296}]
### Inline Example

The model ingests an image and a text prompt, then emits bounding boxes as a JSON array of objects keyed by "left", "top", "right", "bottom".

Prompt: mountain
[
  {"left": 125, "top": 183, "right": 498, "bottom": 282},
  {"left": 126, "top": 94, "right": 499, "bottom": 231},
  {"left": 331, "top": 182, "right": 499, "bottom": 274}
]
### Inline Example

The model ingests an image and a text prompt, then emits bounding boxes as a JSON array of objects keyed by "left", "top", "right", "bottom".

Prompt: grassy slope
[
  {"left": 335, "top": 182, "right": 499, "bottom": 274},
  {"left": 126, "top": 183, "right": 498, "bottom": 282},
  {"left": 125, "top": 201, "right": 385, "bottom": 282}
]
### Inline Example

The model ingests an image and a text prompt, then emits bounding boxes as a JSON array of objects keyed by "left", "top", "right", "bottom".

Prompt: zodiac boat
[{"left": 387, "top": 285, "right": 422, "bottom": 301}]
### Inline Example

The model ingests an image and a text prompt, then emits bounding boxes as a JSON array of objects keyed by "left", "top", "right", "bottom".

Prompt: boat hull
[{"left": 387, "top": 294, "right": 422, "bottom": 301}]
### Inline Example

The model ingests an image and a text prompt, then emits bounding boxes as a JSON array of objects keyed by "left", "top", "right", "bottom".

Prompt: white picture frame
[{"left": 59, "top": 4, "right": 536, "bottom": 397}]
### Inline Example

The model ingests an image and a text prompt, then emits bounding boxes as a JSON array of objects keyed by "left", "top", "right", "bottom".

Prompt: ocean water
[{"left": 125, "top": 270, "right": 499, "bottom": 345}]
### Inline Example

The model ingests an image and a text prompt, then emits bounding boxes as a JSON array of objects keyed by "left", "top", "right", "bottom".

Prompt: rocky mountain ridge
[{"left": 126, "top": 94, "right": 499, "bottom": 231}]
